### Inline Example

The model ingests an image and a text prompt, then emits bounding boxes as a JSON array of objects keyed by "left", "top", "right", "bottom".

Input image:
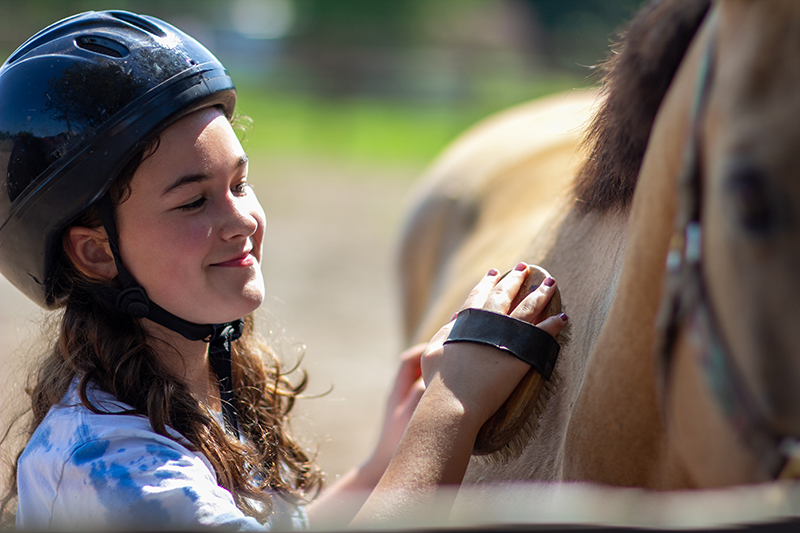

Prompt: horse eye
[{"left": 724, "top": 162, "right": 775, "bottom": 236}]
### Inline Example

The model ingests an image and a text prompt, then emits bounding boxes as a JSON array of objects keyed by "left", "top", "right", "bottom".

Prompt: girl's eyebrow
[
  {"left": 161, "top": 154, "right": 249, "bottom": 197},
  {"left": 162, "top": 173, "right": 209, "bottom": 196}
]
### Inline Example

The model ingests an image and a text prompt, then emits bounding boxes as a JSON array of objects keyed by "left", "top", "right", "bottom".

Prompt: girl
[{"left": 0, "top": 10, "right": 566, "bottom": 530}]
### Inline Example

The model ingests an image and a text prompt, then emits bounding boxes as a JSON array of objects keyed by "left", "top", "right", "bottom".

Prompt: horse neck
[{"left": 562, "top": 16, "right": 716, "bottom": 489}]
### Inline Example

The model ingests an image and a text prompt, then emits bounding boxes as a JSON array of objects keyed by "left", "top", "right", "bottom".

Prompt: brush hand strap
[{"left": 445, "top": 308, "right": 559, "bottom": 379}]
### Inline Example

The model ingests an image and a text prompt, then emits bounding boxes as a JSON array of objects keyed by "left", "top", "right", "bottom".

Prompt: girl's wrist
[{"left": 413, "top": 379, "right": 486, "bottom": 439}]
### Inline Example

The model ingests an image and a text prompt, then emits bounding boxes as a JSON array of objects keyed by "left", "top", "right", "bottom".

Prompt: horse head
[{"left": 657, "top": 0, "right": 800, "bottom": 486}]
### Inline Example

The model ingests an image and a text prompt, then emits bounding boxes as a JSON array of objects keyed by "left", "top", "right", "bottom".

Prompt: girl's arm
[
  {"left": 305, "top": 344, "right": 426, "bottom": 526},
  {"left": 353, "top": 264, "right": 566, "bottom": 526}
]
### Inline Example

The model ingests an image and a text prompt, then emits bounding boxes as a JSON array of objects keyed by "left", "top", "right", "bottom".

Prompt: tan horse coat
[
  {"left": 399, "top": 90, "right": 629, "bottom": 482},
  {"left": 399, "top": 90, "right": 599, "bottom": 343},
  {"left": 400, "top": 88, "right": 637, "bottom": 482}
]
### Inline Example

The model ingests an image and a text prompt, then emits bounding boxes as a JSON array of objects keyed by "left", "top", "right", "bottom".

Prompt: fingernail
[
  {"left": 487, "top": 268, "right": 499, "bottom": 276},
  {"left": 560, "top": 313, "right": 568, "bottom": 322},
  {"left": 514, "top": 262, "right": 527, "bottom": 272},
  {"left": 544, "top": 277, "right": 555, "bottom": 287}
]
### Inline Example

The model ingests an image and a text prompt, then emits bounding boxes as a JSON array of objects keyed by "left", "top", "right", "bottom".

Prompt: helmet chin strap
[{"left": 95, "top": 193, "right": 242, "bottom": 437}]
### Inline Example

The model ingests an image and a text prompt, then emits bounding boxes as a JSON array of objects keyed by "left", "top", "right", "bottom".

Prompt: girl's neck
[{"left": 141, "top": 318, "right": 222, "bottom": 412}]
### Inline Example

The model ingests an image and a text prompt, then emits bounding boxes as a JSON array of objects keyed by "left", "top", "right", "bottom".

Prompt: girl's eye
[
  {"left": 232, "top": 182, "right": 250, "bottom": 195},
  {"left": 178, "top": 197, "right": 207, "bottom": 211}
]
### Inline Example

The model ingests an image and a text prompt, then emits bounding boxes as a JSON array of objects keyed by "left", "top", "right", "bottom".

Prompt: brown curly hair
[{"left": 1, "top": 119, "right": 323, "bottom": 525}]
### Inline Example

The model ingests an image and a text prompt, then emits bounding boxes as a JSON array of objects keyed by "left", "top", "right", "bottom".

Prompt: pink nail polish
[
  {"left": 544, "top": 277, "right": 555, "bottom": 287},
  {"left": 487, "top": 268, "right": 499, "bottom": 276},
  {"left": 560, "top": 313, "right": 568, "bottom": 322},
  {"left": 514, "top": 262, "right": 527, "bottom": 271}
]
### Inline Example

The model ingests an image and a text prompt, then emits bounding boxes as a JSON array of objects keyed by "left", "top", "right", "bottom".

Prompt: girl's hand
[
  {"left": 306, "top": 345, "right": 426, "bottom": 527},
  {"left": 420, "top": 263, "right": 567, "bottom": 432},
  {"left": 353, "top": 262, "right": 567, "bottom": 526},
  {"left": 364, "top": 343, "right": 426, "bottom": 479}
]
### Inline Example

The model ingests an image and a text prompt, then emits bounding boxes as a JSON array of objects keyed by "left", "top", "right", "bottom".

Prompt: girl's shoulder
[
  {"left": 19, "top": 380, "right": 199, "bottom": 473},
  {"left": 15, "top": 381, "right": 249, "bottom": 531}
]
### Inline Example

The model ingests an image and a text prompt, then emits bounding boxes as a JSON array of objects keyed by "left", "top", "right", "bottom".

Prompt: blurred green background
[{"left": 0, "top": 0, "right": 644, "bottom": 168}]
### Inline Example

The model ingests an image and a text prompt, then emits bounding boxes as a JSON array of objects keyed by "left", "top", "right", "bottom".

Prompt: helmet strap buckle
[{"left": 116, "top": 286, "right": 150, "bottom": 318}]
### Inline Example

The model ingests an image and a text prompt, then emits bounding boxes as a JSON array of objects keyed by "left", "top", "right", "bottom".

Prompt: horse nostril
[{"left": 725, "top": 159, "right": 776, "bottom": 236}]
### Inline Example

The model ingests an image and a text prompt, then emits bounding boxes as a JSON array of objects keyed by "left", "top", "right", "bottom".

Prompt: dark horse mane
[{"left": 573, "top": 0, "right": 711, "bottom": 213}]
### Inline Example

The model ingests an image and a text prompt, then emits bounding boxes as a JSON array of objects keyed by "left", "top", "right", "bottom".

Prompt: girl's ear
[{"left": 64, "top": 226, "right": 118, "bottom": 280}]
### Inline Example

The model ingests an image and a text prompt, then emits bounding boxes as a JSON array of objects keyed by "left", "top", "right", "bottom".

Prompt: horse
[{"left": 398, "top": 0, "right": 800, "bottom": 491}]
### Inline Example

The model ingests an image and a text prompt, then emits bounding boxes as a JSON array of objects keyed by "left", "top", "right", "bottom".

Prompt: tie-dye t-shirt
[{"left": 16, "top": 380, "right": 307, "bottom": 531}]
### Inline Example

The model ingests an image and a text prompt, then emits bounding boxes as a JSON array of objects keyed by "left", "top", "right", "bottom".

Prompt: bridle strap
[
  {"left": 658, "top": 12, "right": 717, "bottom": 395},
  {"left": 687, "top": 299, "right": 786, "bottom": 476},
  {"left": 657, "top": 13, "right": 798, "bottom": 479}
]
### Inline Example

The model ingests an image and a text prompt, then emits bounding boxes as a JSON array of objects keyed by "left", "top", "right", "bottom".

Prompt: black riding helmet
[
  {"left": 0, "top": 10, "right": 236, "bottom": 308},
  {"left": 0, "top": 10, "right": 242, "bottom": 433}
]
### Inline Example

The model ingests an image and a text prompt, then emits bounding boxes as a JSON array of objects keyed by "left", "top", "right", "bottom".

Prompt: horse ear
[
  {"left": 574, "top": 0, "right": 711, "bottom": 213},
  {"left": 63, "top": 226, "right": 118, "bottom": 281}
]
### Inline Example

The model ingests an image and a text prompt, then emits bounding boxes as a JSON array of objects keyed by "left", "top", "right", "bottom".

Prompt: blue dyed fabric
[{"left": 16, "top": 380, "right": 307, "bottom": 531}]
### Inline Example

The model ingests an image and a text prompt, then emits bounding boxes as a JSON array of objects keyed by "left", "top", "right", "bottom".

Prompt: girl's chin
[
  {"left": 202, "top": 299, "right": 263, "bottom": 324},
  {"left": 146, "top": 279, "right": 264, "bottom": 324},
  {"left": 155, "top": 296, "right": 263, "bottom": 326}
]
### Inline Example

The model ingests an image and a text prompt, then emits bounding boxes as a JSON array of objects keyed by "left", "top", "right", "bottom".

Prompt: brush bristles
[{"left": 474, "top": 326, "right": 570, "bottom": 466}]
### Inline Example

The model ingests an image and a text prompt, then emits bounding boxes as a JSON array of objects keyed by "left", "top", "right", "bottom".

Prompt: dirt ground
[{"left": 0, "top": 157, "right": 421, "bottom": 490}]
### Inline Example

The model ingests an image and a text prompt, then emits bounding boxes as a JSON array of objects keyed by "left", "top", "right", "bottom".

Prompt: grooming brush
[{"left": 472, "top": 264, "right": 565, "bottom": 464}]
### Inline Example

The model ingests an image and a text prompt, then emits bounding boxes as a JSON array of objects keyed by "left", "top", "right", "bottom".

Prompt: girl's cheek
[{"left": 175, "top": 220, "right": 213, "bottom": 240}]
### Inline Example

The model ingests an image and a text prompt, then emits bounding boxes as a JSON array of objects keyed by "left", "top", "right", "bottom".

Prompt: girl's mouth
[{"left": 212, "top": 252, "right": 256, "bottom": 268}]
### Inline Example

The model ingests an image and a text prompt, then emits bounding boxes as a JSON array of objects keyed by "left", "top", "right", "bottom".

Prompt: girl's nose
[{"left": 220, "top": 194, "right": 261, "bottom": 241}]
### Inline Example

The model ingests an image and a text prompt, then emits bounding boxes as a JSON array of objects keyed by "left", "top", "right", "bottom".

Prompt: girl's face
[{"left": 115, "top": 107, "right": 265, "bottom": 325}]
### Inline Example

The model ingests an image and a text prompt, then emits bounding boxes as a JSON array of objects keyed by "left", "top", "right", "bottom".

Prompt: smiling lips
[{"left": 212, "top": 251, "right": 256, "bottom": 268}]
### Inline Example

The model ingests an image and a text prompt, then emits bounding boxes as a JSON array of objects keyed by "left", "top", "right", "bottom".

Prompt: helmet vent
[
  {"left": 108, "top": 11, "right": 167, "bottom": 38},
  {"left": 76, "top": 36, "right": 129, "bottom": 58}
]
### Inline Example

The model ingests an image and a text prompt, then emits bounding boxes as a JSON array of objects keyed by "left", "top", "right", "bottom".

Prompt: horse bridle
[{"left": 658, "top": 13, "right": 800, "bottom": 480}]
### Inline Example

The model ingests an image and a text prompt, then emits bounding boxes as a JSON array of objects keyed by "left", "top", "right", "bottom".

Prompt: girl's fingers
[
  {"left": 510, "top": 275, "right": 557, "bottom": 324},
  {"left": 460, "top": 268, "right": 502, "bottom": 310},
  {"left": 483, "top": 262, "right": 530, "bottom": 314},
  {"left": 456, "top": 263, "right": 564, "bottom": 335},
  {"left": 534, "top": 313, "right": 569, "bottom": 338},
  {"left": 395, "top": 344, "right": 424, "bottom": 386}
]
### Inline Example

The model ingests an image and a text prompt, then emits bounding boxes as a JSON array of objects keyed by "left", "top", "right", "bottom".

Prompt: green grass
[{"left": 233, "top": 75, "right": 587, "bottom": 168}]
